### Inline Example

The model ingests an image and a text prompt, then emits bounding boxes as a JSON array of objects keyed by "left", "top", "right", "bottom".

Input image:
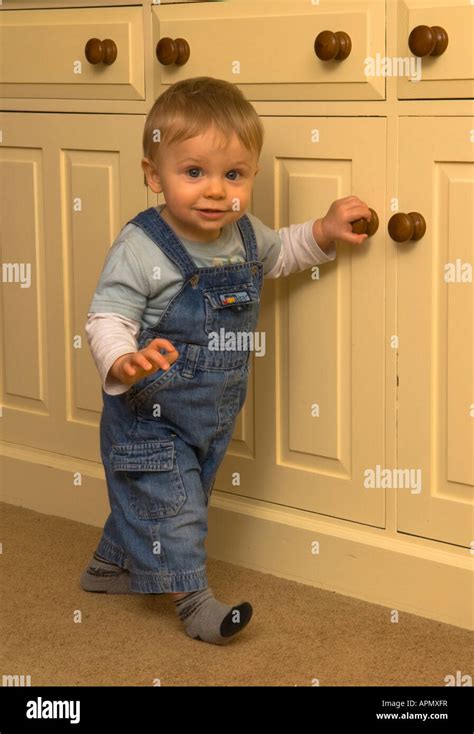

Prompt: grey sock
[
  {"left": 173, "top": 587, "right": 253, "bottom": 645},
  {"left": 80, "top": 552, "right": 132, "bottom": 594}
]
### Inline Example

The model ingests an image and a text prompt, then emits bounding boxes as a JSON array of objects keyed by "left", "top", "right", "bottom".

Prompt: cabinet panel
[
  {"left": 398, "top": 0, "right": 474, "bottom": 99},
  {"left": 218, "top": 117, "right": 387, "bottom": 527},
  {"left": 154, "top": 0, "right": 385, "bottom": 101},
  {"left": 0, "top": 7, "right": 145, "bottom": 100},
  {"left": 0, "top": 112, "right": 146, "bottom": 460},
  {"left": 397, "top": 117, "right": 474, "bottom": 546},
  {"left": 0, "top": 149, "right": 47, "bottom": 417}
]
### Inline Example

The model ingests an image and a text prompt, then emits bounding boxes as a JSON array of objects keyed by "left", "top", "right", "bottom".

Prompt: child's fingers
[
  {"left": 122, "top": 362, "right": 137, "bottom": 377},
  {"left": 131, "top": 353, "right": 155, "bottom": 372},
  {"left": 159, "top": 349, "right": 179, "bottom": 366},
  {"left": 143, "top": 347, "right": 178, "bottom": 371},
  {"left": 147, "top": 337, "right": 177, "bottom": 354},
  {"left": 119, "top": 341, "right": 180, "bottom": 383},
  {"left": 346, "top": 204, "right": 371, "bottom": 223}
]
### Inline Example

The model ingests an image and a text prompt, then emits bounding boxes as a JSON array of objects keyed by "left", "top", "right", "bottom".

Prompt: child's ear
[{"left": 142, "top": 157, "right": 162, "bottom": 194}]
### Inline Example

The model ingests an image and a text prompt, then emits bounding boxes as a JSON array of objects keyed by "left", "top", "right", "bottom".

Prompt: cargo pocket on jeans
[{"left": 110, "top": 439, "right": 186, "bottom": 520}]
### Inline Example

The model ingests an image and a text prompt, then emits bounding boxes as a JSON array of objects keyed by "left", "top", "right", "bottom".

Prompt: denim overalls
[{"left": 95, "top": 206, "right": 264, "bottom": 593}]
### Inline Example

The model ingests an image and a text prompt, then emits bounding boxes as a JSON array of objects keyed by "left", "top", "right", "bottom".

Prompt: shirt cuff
[
  {"left": 102, "top": 349, "right": 135, "bottom": 396},
  {"left": 304, "top": 220, "right": 337, "bottom": 262}
]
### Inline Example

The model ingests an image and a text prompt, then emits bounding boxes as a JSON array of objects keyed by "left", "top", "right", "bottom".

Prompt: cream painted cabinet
[
  {"left": 0, "top": 6, "right": 145, "bottom": 100},
  {"left": 0, "top": 112, "right": 146, "bottom": 460},
  {"left": 153, "top": 0, "right": 386, "bottom": 100},
  {"left": 0, "top": 0, "right": 473, "bottom": 631},
  {"left": 397, "top": 0, "right": 474, "bottom": 99},
  {"left": 396, "top": 117, "right": 474, "bottom": 547},
  {"left": 222, "top": 117, "right": 387, "bottom": 527},
  {"left": 220, "top": 114, "right": 473, "bottom": 546}
]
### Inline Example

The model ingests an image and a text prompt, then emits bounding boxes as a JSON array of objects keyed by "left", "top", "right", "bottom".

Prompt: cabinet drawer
[
  {"left": 0, "top": 7, "right": 144, "bottom": 100},
  {"left": 398, "top": 0, "right": 474, "bottom": 99},
  {"left": 153, "top": 0, "right": 385, "bottom": 101}
]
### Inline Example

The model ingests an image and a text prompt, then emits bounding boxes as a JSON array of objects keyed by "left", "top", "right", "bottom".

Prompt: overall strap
[
  {"left": 235, "top": 213, "right": 259, "bottom": 263},
  {"left": 127, "top": 207, "right": 196, "bottom": 280}
]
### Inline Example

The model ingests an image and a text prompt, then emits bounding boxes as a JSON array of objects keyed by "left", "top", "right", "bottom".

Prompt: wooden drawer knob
[
  {"left": 388, "top": 212, "right": 426, "bottom": 242},
  {"left": 314, "top": 31, "right": 352, "bottom": 61},
  {"left": 408, "top": 25, "right": 449, "bottom": 57},
  {"left": 85, "top": 38, "right": 117, "bottom": 65},
  {"left": 351, "top": 208, "right": 379, "bottom": 237},
  {"left": 156, "top": 37, "right": 190, "bottom": 66}
]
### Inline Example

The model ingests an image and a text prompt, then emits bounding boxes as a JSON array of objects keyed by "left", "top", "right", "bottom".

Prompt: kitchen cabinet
[
  {"left": 397, "top": 0, "right": 474, "bottom": 99},
  {"left": 230, "top": 117, "right": 387, "bottom": 528},
  {"left": 153, "top": 0, "right": 386, "bottom": 100},
  {"left": 0, "top": 112, "right": 146, "bottom": 458},
  {"left": 0, "top": 6, "right": 145, "bottom": 100}
]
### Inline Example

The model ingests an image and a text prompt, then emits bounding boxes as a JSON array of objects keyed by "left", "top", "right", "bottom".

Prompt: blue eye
[
  {"left": 226, "top": 170, "right": 240, "bottom": 181},
  {"left": 186, "top": 168, "right": 201, "bottom": 178}
]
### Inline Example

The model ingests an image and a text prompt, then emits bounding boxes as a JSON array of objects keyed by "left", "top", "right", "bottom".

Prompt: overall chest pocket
[{"left": 202, "top": 282, "right": 260, "bottom": 336}]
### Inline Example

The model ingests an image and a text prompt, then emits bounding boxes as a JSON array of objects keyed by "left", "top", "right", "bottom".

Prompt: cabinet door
[
  {"left": 153, "top": 0, "right": 385, "bottom": 101},
  {"left": 398, "top": 0, "right": 474, "bottom": 99},
  {"left": 0, "top": 112, "right": 146, "bottom": 461},
  {"left": 219, "top": 117, "right": 386, "bottom": 527},
  {"left": 397, "top": 117, "right": 474, "bottom": 547}
]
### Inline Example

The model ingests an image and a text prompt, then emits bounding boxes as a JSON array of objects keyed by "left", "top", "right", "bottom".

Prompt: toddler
[{"left": 81, "top": 76, "right": 371, "bottom": 645}]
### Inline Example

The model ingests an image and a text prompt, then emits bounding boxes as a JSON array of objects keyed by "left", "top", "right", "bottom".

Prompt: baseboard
[{"left": 1, "top": 442, "right": 472, "bottom": 630}]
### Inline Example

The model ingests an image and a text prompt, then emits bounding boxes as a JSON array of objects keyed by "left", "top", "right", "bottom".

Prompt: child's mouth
[{"left": 196, "top": 209, "right": 226, "bottom": 219}]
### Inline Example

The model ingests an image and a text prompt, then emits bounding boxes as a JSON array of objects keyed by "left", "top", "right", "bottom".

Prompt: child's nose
[{"left": 203, "top": 177, "right": 226, "bottom": 197}]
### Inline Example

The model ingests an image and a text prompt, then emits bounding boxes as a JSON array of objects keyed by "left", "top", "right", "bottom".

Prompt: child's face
[{"left": 142, "top": 127, "right": 260, "bottom": 243}]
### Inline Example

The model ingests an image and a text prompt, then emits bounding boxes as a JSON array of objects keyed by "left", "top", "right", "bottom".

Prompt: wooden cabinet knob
[
  {"left": 408, "top": 25, "right": 449, "bottom": 57},
  {"left": 85, "top": 38, "right": 117, "bottom": 65},
  {"left": 314, "top": 31, "right": 352, "bottom": 61},
  {"left": 388, "top": 212, "right": 426, "bottom": 242},
  {"left": 156, "top": 37, "right": 190, "bottom": 66},
  {"left": 351, "top": 208, "right": 379, "bottom": 237}
]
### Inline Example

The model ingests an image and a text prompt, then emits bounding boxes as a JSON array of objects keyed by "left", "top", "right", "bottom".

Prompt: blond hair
[{"left": 143, "top": 77, "right": 264, "bottom": 165}]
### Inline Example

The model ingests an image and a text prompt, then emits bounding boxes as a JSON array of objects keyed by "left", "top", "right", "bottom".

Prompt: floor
[{"left": 1, "top": 502, "right": 471, "bottom": 687}]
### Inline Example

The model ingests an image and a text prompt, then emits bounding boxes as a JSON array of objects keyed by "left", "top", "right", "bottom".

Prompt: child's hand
[
  {"left": 110, "top": 338, "right": 179, "bottom": 387},
  {"left": 313, "top": 196, "right": 373, "bottom": 249}
]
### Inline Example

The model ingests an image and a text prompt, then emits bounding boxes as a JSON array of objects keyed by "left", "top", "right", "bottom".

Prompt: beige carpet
[{"left": 1, "top": 502, "right": 471, "bottom": 687}]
